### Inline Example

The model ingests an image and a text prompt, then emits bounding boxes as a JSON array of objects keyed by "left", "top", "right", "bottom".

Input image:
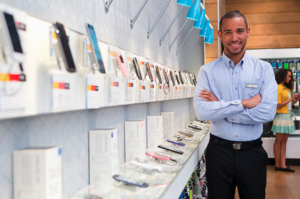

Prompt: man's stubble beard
[{"left": 223, "top": 41, "right": 247, "bottom": 56}]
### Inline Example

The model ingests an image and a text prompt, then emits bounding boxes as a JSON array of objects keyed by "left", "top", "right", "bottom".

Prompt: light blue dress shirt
[{"left": 193, "top": 52, "right": 278, "bottom": 141}]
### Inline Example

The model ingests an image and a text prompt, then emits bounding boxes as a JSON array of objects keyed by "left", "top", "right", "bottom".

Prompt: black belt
[{"left": 210, "top": 134, "right": 262, "bottom": 150}]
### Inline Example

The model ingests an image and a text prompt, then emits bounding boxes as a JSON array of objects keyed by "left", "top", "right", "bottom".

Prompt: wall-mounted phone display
[
  {"left": 155, "top": 66, "right": 162, "bottom": 84},
  {"left": 53, "top": 22, "right": 76, "bottom": 73},
  {"left": 132, "top": 57, "right": 142, "bottom": 80},
  {"left": 86, "top": 23, "right": 106, "bottom": 73},
  {"left": 169, "top": 70, "right": 175, "bottom": 86},
  {"left": 174, "top": 71, "right": 180, "bottom": 85},
  {"left": 178, "top": 71, "right": 185, "bottom": 85},
  {"left": 113, "top": 50, "right": 128, "bottom": 77},
  {"left": 0, "top": 10, "right": 25, "bottom": 63},
  {"left": 145, "top": 62, "right": 153, "bottom": 82}
]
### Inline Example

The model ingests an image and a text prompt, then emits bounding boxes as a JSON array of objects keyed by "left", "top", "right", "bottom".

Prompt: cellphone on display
[
  {"left": 145, "top": 152, "right": 172, "bottom": 161},
  {"left": 169, "top": 71, "right": 175, "bottom": 86},
  {"left": 112, "top": 174, "right": 149, "bottom": 188},
  {"left": 114, "top": 51, "right": 128, "bottom": 77},
  {"left": 158, "top": 145, "right": 184, "bottom": 155},
  {"left": 130, "top": 158, "right": 163, "bottom": 172},
  {"left": 155, "top": 66, "right": 163, "bottom": 84},
  {"left": 178, "top": 131, "right": 194, "bottom": 137},
  {"left": 174, "top": 71, "right": 180, "bottom": 85},
  {"left": 163, "top": 68, "right": 169, "bottom": 85},
  {"left": 0, "top": 11, "right": 25, "bottom": 63},
  {"left": 84, "top": 195, "right": 102, "bottom": 199},
  {"left": 173, "top": 134, "right": 191, "bottom": 141},
  {"left": 53, "top": 22, "right": 76, "bottom": 73},
  {"left": 132, "top": 57, "right": 142, "bottom": 80},
  {"left": 166, "top": 139, "right": 185, "bottom": 146},
  {"left": 145, "top": 62, "right": 154, "bottom": 82},
  {"left": 178, "top": 71, "right": 185, "bottom": 84},
  {"left": 193, "top": 73, "right": 197, "bottom": 84},
  {"left": 85, "top": 23, "right": 106, "bottom": 73},
  {"left": 188, "top": 124, "right": 202, "bottom": 131}
]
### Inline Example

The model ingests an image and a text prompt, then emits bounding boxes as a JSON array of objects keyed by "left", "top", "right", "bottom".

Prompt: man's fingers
[{"left": 200, "top": 96, "right": 210, "bottom": 102}]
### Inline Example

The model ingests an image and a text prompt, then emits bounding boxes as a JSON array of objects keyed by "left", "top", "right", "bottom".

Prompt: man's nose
[{"left": 231, "top": 32, "right": 238, "bottom": 42}]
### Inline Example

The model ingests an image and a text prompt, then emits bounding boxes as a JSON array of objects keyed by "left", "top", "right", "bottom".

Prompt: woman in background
[{"left": 272, "top": 69, "right": 300, "bottom": 172}]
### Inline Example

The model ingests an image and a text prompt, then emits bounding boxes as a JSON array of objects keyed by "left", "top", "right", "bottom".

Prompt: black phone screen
[
  {"left": 54, "top": 22, "right": 76, "bottom": 71},
  {"left": 155, "top": 66, "right": 162, "bottom": 84},
  {"left": 175, "top": 72, "right": 180, "bottom": 84},
  {"left": 169, "top": 71, "right": 175, "bottom": 86},
  {"left": 179, "top": 71, "right": 185, "bottom": 84},
  {"left": 4, "top": 12, "right": 23, "bottom": 53},
  {"left": 87, "top": 24, "right": 105, "bottom": 73},
  {"left": 163, "top": 69, "right": 169, "bottom": 85},
  {"left": 133, "top": 58, "right": 142, "bottom": 80},
  {"left": 145, "top": 63, "right": 153, "bottom": 82}
]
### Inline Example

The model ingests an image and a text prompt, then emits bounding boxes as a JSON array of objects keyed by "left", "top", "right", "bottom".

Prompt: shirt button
[
  {"left": 235, "top": 72, "right": 237, "bottom": 74},
  {"left": 232, "top": 119, "right": 234, "bottom": 121},
  {"left": 235, "top": 135, "right": 238, "bottom": 138},
  {"left": 235, "top": 87, "right": 237, "bottom": 90}
]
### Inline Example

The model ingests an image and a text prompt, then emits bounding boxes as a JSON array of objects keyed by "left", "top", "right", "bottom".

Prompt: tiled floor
[{"left": 235, "top": 166, "right": 300, "bottom": 199}]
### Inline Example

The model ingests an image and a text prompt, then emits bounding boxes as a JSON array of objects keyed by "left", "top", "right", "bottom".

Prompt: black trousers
[{"left": 206, "top": 135, "right": 268, "bottom": 199}]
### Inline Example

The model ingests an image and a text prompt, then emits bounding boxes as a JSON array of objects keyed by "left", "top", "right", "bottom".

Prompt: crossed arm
[{"left": 193, "top": 66, "right": 278, "bottom": 124}]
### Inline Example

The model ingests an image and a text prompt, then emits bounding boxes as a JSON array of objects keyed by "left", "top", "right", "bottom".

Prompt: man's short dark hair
[{"left": 219, "top": 11, "right": 248, "bottom": 32}]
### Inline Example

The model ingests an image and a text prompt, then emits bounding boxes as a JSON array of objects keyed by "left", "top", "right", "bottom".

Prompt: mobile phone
[
  {"left": 178, "top": 71, "right": 185, "bottom": 84},
  {"left": 84, "top": 195, "right": 102, "bottom": 199},
  {"left": 53, "top": 22, "right": 76, "bottom": 73},
  {"left": 158, "top": 145, "right": 184, "bottom": 155},
  {"left": 114, "top": 51, "right": 128, "bottom": 77},
  {"left": 0, "top": 11, "right": 25, "bottom": 62},
  {"left": 169, "top": 71, "right": 175, "bottom": 86},
  {"left": 112, "top": 174, "right": 149, "bottom": 188},
  {"left": 178, "top": 131, "right": 194, "bottom": 137},
  {"left": 188, "top": 72, "right": 194, "bottom": 85},
  {"left": 132, "top": 57, "right": 142, "bottom": 80},
  {"left": 163, "top": 68, "right": 169, "bottom": 85},
  {"left": 173, "top": 134, "right": 191, "bottom": 141},
  {"left": 188, "top": 124, "right": 202, "bottom": 131},
  {"left": 130, "top": 158, "right": 163, "bottom": 172},
  {"left": 174, "top": 71, "right": 180, "bottom": 85},
  {"left": 85, "top": 23, "right": 105, "bottom": 73},
  {"left": 145, "top": 62, "right": 154, "bottom": 82},
  {"left": 166, "top": 139, "right": 185, "bottom": 146},
  {"left": 155, "top": 66, "right": 162, "bottom": 84},
  {"left": 193, "top": 73, "right": 197, "bottom": 84},
  {"left": 145, "top": 152, "right": 172, "bottom": 161}
]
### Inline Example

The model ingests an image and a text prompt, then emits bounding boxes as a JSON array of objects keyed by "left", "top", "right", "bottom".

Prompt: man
[{"left": 193, "top": 11, "right": 277, "bottom": 199}]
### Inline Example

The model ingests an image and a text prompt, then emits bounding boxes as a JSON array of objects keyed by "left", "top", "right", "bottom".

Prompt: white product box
[
  {"left": 89, "top": 128, "right": 119, "bottom": 185},
  {"left": 162, "top": 112, "right": 175, "bottom": 139},
  {"left": 147, "top": 115, "right": 164, "bottom": 148},
  {"left": 13, "top": 147, "right": 62, "bottom": 199},
  {"left": 125, "top": 120, "right": 147, "bottom": 162}
]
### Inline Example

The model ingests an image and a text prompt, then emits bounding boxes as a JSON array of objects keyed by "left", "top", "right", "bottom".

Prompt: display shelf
[
  {"left": 0, "top": 4, "right": 196, "bottom": 121},
  {"left": 69, "top": 126, "right": 210, "bottom": 199}
]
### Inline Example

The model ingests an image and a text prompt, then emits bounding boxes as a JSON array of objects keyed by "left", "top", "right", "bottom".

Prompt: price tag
[
  {"left": 149, "top": 83, "right": 155, "bottom": 101},
  {"left": 126, "top": 79, "right": 134, "bottom": 101},
  {"left": 139, "top": 82, "right": 146, "bottom": 102},
  {"left": 51, "top": 74, "right": 71, "bottom": 110},
  {"left": 109, "top": 77, "right": 120, "bottom": 102},
  {"left": 164, "top": 85, "right": 169, "bottom": 100},
  {"left": 178, "top": 86, "right": 182, "bottom": 98},
  {"left": 86, "top": 76, "right": 99, "bottom": 108},
  {"left": 169, "top": 85, "right": 174, "bottom": 99}
]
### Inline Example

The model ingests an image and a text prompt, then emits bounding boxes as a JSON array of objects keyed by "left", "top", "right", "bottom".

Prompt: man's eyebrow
[
  {"left": 224, "top": 29, "right": 231, "bottom": 32},
  {"left": 237, "top": 28, "right": 245, "bottom": 31}
]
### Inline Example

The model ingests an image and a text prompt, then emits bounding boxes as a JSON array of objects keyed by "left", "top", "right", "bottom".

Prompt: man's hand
[
  {"left": 242, "top": 94, "right": 262, "bottom": 109},
  {"left": 199, "top": 89, "right": 219, "bottom": 102}
]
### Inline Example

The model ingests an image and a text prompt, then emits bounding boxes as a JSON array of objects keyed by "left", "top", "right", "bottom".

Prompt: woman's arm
[
  {"left": 278, "top": 94, "right": 298, "bottom": 108},
  {"left": 292, "top": 95, "right": 300, "bottom": 106}
]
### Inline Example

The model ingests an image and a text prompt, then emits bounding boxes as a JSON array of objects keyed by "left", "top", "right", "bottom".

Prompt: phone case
[
  {"left": 114, "top": 51, "right": 128, "bottom": 77},
  {"left": 158, "top": 145, "right": 184, "bottom": 155}
]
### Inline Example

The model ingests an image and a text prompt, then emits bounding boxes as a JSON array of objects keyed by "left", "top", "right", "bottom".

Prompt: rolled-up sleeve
[
  {"left": 226, "top": 65, "right": 277, "bottom": 124},
  {"left": 193, "top": 67, "right": 244, "bottom": 121}
]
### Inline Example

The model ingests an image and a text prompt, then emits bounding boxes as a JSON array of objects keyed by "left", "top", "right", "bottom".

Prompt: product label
[
  {"left": 149, "top": 83, "right": 155, "bottom": 101},
  {"left": 51, "top": 74, "right": 71, "bottom": 110},
  {"left": 126, "top": 79, "right": 134, "bottom": 101},
  {"left": 139, "top": 82, "right": 146, "bottom": 102},
  {"left": 108, "top": 77, "right": 120, "bottom": 102},
  {"left": 86, "top": 76, "right": 99, "bottom": 109}
]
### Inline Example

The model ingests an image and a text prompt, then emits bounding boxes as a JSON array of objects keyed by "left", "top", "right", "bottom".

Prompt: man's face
[{"left": 218, "top": 17, "right": 250, "bottom": 55}]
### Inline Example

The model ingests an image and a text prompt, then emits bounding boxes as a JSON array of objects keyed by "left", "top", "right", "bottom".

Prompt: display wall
[{"left": 0, "top": 0, "right": 204, "bottom": 198}]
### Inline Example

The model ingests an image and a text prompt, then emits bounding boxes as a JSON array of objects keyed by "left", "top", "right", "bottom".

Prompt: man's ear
[
  {"left": 218, "top": 30, "right": 222, "bottom": 40},
  {"left": 246, "top": 27, "right": 250, "bottom": 38}
]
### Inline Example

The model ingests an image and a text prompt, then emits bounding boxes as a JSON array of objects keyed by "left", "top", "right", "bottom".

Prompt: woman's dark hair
[{"left": 275, "top": 69, "right": 294, "bottom": 90}]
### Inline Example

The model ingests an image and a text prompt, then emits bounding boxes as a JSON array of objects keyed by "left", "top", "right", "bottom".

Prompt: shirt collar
[{"left": 221, "top": 50, "right": 247, "bottom": 70}]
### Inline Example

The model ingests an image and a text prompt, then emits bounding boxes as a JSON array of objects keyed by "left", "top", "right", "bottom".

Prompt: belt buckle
[{"left": 233, "top": 143, "right": 241, "bottom": 150}]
